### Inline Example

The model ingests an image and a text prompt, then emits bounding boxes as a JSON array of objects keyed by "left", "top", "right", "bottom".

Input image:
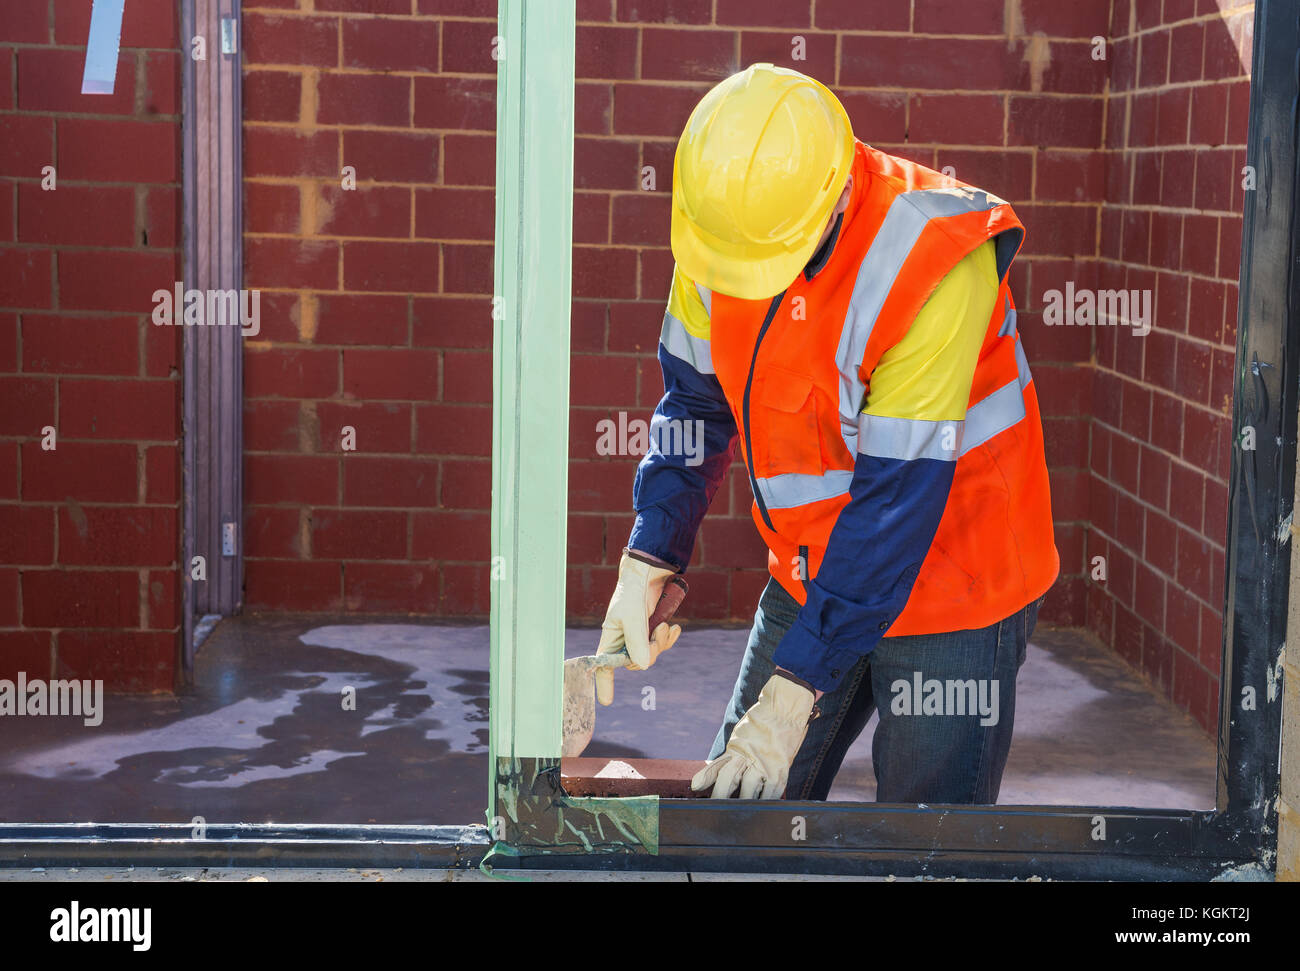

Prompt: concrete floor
[{"left": 0, "top": 617, "right": 1215, "bottom": 825}]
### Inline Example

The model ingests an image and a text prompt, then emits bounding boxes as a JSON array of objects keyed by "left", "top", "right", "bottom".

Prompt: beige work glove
[
  {"left": 595, "top": 550, "right": 682, "bottom": 706},
  {"left": 691, "top": 674, "right": 817, "bottom": 799}
]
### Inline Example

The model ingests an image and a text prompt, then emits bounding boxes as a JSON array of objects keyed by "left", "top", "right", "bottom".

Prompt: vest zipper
[{"left": 742, "top": 290, "right": 786, "bottom": 531}]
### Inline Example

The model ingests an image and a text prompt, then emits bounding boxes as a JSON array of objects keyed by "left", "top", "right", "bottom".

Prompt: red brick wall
[
  {"left": 239, "top": 0, "right": 1114, "bottom": 625},
  {"left": 0, "top": 0, "right": 182, "bottom": 690},
  {"left": 238, "top": 1, "right": 1249, "bottom": 730},
  {"left": 1085, "top": 0, "right": 1253, "bottom": 732}
]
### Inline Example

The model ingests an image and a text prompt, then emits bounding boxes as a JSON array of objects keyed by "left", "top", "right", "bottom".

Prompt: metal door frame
[{"left": 179, "top": 0, "right": 245, "bottom": 681}]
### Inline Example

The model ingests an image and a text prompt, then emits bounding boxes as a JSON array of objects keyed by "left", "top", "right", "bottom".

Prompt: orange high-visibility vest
[{"left": 704, "top": 142, "right": 1058, "bottom": 635}]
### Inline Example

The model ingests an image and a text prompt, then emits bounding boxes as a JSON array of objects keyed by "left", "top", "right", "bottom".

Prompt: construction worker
[{"left": 595, "top": 64, "right": 1058, "bottom": 803}]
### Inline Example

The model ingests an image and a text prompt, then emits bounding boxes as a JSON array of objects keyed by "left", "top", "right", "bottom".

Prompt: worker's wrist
[
  {"left": 773, "top": 667, "right": 824, "bottom": 702},
  {"left": 625, "top": 547, "right": 679, "bottom": 572}
]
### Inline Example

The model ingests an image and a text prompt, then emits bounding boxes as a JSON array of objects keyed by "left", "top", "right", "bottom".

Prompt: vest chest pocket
[{"left": 753, "top": 366, "right": 827, "bottom": 477}]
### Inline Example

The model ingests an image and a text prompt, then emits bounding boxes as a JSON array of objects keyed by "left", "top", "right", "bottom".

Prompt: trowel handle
[{"left": 648, "top": 574, "right": 689, "bottom": 632}]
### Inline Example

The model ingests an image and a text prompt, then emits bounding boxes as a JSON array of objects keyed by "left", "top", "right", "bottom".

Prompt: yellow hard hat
[{"left": 671, "top": 63, "right": 855, "bottom": 301}]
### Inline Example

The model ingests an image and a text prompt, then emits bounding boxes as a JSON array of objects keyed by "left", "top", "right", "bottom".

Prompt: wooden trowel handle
[{"left": 648, "top": 574, "right": 689, "bottom": 632}]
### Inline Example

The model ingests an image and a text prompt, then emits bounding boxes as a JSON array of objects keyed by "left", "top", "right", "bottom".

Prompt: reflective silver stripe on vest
[
  {"left": 1015, "top": 334, "right": 1032, "bottom": 389},
  {"left": 695, "top": 282, "right": 712, "bottom": 316},
  {"left": 998, "top": 293, "right": 1017, "bottom": 337},
  {"left": 857, "top": 413, "right": 963, "bottom": 462},
  {"left": 660, "top": 311, "right": 714, "bottom": 374},
  {"left": 755, "top": 469, "right": 854, "bottom": 510},
  {"left": 835, "top": 187, "right": 1005, "bottom": 458}
]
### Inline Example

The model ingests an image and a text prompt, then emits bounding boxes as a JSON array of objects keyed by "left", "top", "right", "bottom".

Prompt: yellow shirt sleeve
[{"left": 862, "top": 240, "right": 999, "bottom": 422}]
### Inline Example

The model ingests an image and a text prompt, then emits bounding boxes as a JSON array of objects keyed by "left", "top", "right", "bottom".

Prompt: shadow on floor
[{"left": 0, "top": 616, "right": 1215, "bottom": 825}]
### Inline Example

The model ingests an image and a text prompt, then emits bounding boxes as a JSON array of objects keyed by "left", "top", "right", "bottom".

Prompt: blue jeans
[{"left": 708, "top": 578, "right": 1040, "bottom": 803}]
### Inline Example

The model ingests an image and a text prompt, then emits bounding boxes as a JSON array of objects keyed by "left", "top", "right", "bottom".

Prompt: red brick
[
  {"left": 716, "top": 0, "right": 809, "bottom": 27},
  {"left": 739, "top": 31, "right": 837, "bottom": 82},
  {"left": 437, "top": 563, "right": 486, "bottom": 614},
  {"left": 23, "top": 570, "right": 139, "bottom": 627},
  {"left": 245, "top": 454, "right": 340, "bottom": 505},
  {"left": 0, "top": 505, "right": 54, "bottom": 564},
  {"left": 244, "top": 13, "right": 338, "bottom": 67},
  {"left": 313, "top": 509, "right": 408, "bottom": 559},
  {"left": 1186, "top": 277, "right": 1225, "bottom": 343},
  {"left": 347, "top": 563, "right": 439, "bottom": 612},
  {"left": 440, "top": 19, "right": 500, "bottom": 75},
  {"left": 1173, "top": 337, "right": 1212, "bottom": 405},
  {"left": 17, "top": 48, "right": 136, "bottom": 115},
  {"left": 58, "top": 251, "right": 178, "bottom": 314},
  {"left": 1168, "top": 22, "right": 1204, "bottom": 83},
  {"left": 439, "top": 458, "right": 490, "bottom": 507},
  {"left": 244, "top": 506, "right": 302, "bottom": 559},
  {"left": 343, "top": 348, "right": 438, "bottom": 400},
  {"left": 442, "top": 243, "right": 493, "bottom": 294},
  {"left": 0, "top": 248, "right": 53, "bottom": 308},
  {"left": 317, "top": 184, "right": 411, "bottom": 238},
  {"left": 413, "top": 510, "right": 490, "bottom": 560},
  {"left": 245, "top": 181, "right": 301, "bottom": 234},
  {"left": 1145, "top": 509, "right": 1179, "bottom": 576},
  {"left": 837, "top": 91, "right": 907, "bottom": 144},
  {"left": 1156, "top": 87, "right": 1190, "bottom": 146},
  {"left": 909, "top": 94, "right": 1005, "bottom": 147},
  {"left": 413, "top": 76, "right": 496, "bottom": 130},
  {"left": 60, "top": 377, "right": 178, "bottom": 440},
  {"left": 1138, "top": 30, "right": 1169, "bottom": 88},
  {"left": 143, "top": 51, "right": 180, "bottom": 116},
  {"left": 577, "top": 25, "right": 639, "bottom": 80},
  {"left": 342, "top": 456, "right": 438, "bottom": 508},
  {"left": 414, "top": 187, "right": 494, "bottom": 243},
  {"left": 56, "top": 630, "right": 175, "bottom": 691},
  {"left": 18, "top": 184, "right": 135, "bottom": 246},
  {"left": 914, "top": 0, "right": 1003, "bottom": 33},
  {"left": 573, "top": 247, "right": 638, "bottom": 299},
  {"left": 442, "top": 134, "right": 496, "bottom": 186},
  {"left": 841, "top": 36, "right": 1011, "bottom": 90},
  {"left": 331, "top": 0, "right": 411, "bottom": 10},
  {"left": 340, "top": 241, "right": 438, "bottom": 293},
  {"left": 613, "top": 82, "right": 708, "bottom": 136},
  {"left": 244, "top": 398, "right": 302, "bottom": 452},
  {"left": 316, "top": 293, "right": 410, "bottom": 346},
  {"left": 1036, "top": 150, "right": 1103, "bottom": 203},
  {"left": 1204, "top": 12, "right": 1249, "bottom": 79},
  {"left": 246, "top": 237, "right": 339, "bottom": 290},
  {"left": 1190, "top": 82, "right": 1229, "bottom": 146},
  {"left": 342, "top": 17, "right": 439, "bottom": 71},
  {"left": 639, "top": 27, "right": 736, "bottom": 82},
  {"left": 244, "top": 560, "right": 342, "bottom": 612},
  {"left": 147, "top": 568, "right": 178, "bottom": 629},
  {"left": 414, "top": 403, "right": 491, "bottom": 455},
  {"left": 413, "top": 296, "right": 493, "bottom": 348},
  {"left": 58, "top": 506, "right": 176, "bottom": 566},
  {"left": 9, "top": 0, "right": 50, "bottom": 43},
  {"left": 246, "top": 127, "right": 338, "bottom": 179},
  {"left": 1009, "top": 96, "right": 1105, "bottom": 149},
  {"left": 577, "top": 82, "right": 613, "bottom": 135},
  {"left": 0, "top": 53, "right": 12, "bottom": 112},
  {"left": 243, "top": 70, "right": 301, "bottom": 124},
  {"left": 443, "top": 349, "right": 491, "bottom": 403},
  {"left": 144, "top": 187, "right": 179, "bottom": 247},
  {"left": 617, "top": 0, "right": 710, "bottom": 22},
  {"left": 317, "top": 73, "right": 410, "bottom": 127},
  {"left": 0, "top": 376, "right": 49, "bottom": 436},
  {"left": 246, "top": 347, "right": 339, "bottom": 399},
  {"left": 343, "top": 130, "right": 439, "bottom": 183},
  {"left": 145, "top": 444, "right": 179, "bottom": 503},
  {"left": 22, "top": 315, "right": 139, "bottom": 378},
  {"left": 316, "top": 401, "right": 413, "bottom": 452},
  {"left": 638, "top": 248, "right": 675, "bottom": 302},
  {"left": 814, "top": 0, "right": 908, "bottom": 30},
  {"left": 57, "top": 118, "right": 179, "bottom": 183},
  {"left": 611, "top": 192, "right": 671, "bottom": 246},
  {"left": 575, "top": 137, "right": 641, "bottom": 191}
]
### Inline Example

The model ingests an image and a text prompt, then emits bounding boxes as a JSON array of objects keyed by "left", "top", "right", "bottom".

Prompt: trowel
[{"left": 561, "top": 575, "right": 688, "bottom": 757}]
